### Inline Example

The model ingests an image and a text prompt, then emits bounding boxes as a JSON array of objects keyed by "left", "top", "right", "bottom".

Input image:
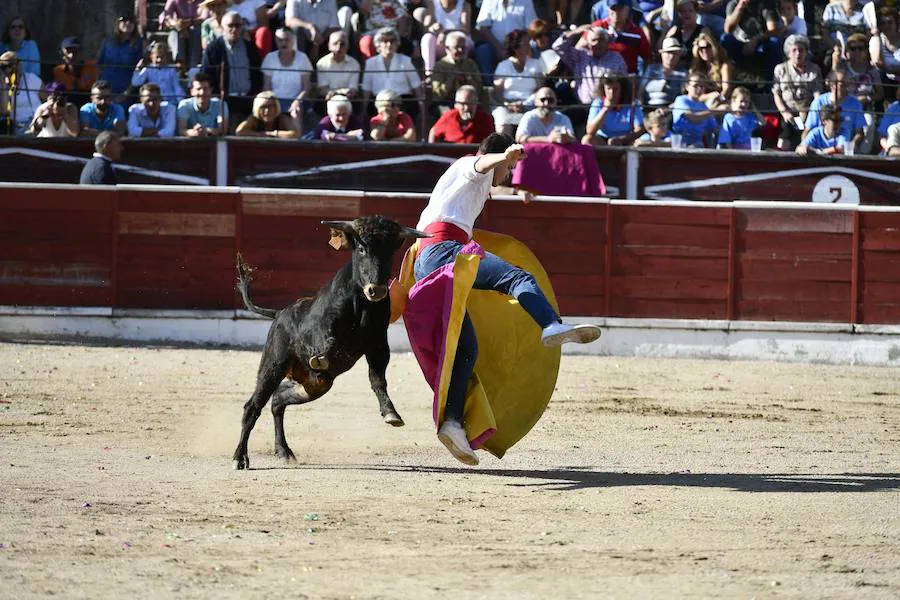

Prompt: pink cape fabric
[
  {"left": 401, "top": 241, "right": 496, "bottom": 450},
  {"left": 511, "top": 142, "right": 606, "bottom": 197}
]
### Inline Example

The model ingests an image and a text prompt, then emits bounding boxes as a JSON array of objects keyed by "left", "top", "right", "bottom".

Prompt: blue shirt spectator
[
  {"left": 800, "top": 126, "right": 846, "bottom": 153},
  {"left": 79, "top": 100, "right": 126, "bottom": 132},
  {"left": 672, "top": 94, "right": 717, "bottom": 147},
  {"left": 877, "top": 100, "right": 900, "bottom": 137},
  {"left": 717, "top": 112, "right": 759, "bottom": 149},
  {"left": 804, "top": 93, "right": 865, "bottom": 140},
  {"left": 127, "top": 101, "right": 176, "bottom": 137},
  {"left": 0, "top": 17, "right": 41, "bottom": 77},
  {"left": 98, "top": 16, "right": 143, "bottom": 95},
  {"left": 588, "top": 99, "right": 644, "bottom": 138},
  {"left": 177, "top": 96, "right": 228, "bottom": 132}
]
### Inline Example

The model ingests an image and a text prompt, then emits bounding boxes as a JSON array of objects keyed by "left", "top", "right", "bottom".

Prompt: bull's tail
[{"left": 236, "top": 253, "right": 279, "bottom": 320}]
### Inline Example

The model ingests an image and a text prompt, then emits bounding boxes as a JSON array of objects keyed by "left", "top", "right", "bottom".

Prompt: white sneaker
[
  {"left": 437, "top": 420, "right": 479, "bottom": 466},
  {"left": 541, "top": 322, "right": 602, "bottom": 347}
]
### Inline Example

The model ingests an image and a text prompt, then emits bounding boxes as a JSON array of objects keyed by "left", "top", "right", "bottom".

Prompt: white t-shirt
[
  {"left": 261, "top": 50, "right": 314, "bottom": 100},
  {"left": 232, "top": 0, "right": 266, "bottom": 29},
  {"left": 417, "top": 156, "right": 491, "bottom": 237},
  {"left": 494, "top": 57, "right": 541, "bottom": 102}
]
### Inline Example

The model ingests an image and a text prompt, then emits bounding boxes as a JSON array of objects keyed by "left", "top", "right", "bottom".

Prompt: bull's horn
[
  {"left": 321, "top": 220, "right": 355, "bottom": 232},
  {"left": 401, "top": 226, "right": 432, "bottom": 239}
]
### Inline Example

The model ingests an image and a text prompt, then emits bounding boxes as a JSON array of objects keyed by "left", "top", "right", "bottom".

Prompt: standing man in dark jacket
[
  {"left": 79, "top": 130, "right": 123, "bottom": 185},
  {"left": 201, "top": 10, "right": 263, "bottom": 124}
]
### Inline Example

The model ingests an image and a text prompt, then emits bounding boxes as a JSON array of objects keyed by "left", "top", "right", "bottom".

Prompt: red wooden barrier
[{"left": 2, "top": 184, "right": 900, "bottom": 325}]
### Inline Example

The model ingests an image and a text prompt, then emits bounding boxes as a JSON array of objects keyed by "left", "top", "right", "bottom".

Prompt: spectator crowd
[{"left": 1, "top": 0, "right": 899, "bottom": 156}]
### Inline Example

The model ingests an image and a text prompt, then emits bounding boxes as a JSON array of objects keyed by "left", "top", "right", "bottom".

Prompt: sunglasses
[
  {"left": 9, "top": 23, "right": 25, "bottom": 30},
  {"left": 697, "top": 44, "right": 711, "bottom": 50},
  {"left": 536, "top": 97, "right": 556, "bottom": 103}
]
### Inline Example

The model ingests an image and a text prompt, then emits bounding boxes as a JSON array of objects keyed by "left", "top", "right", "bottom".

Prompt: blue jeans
[{"left": 414, "top": 240, "right": 559, "bottom": 423}]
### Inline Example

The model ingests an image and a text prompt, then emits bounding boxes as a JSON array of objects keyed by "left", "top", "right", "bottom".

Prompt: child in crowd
[
  {"left": 878, "top": 86, "right": 900, "bottom": 153},
  {"left": 717, "top": 87, "right": 764, "bottom": 150},
  {"left": 633, "top": 108, "right": 671, "bottom": 147},
  {"left": 130, "top": 41, "right": 185, "bottom": 105},
  {"left": 796, "top": 104, "right": 846, "bottom": 155},
  {"left": 671, "top": 71, "right": 720, "bottom": 148}
]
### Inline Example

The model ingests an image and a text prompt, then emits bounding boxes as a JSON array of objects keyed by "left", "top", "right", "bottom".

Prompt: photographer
[
  {"left": 0, "top": 50, "right": 44, "bottom": 135},
  {"left": 27, "top": 81, "right": 79, "bottom": 137}
]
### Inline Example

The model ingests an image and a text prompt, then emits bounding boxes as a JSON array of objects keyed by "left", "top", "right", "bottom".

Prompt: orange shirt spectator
[{"left": 53, "top": 37, "right": 98, "bottom": 96}]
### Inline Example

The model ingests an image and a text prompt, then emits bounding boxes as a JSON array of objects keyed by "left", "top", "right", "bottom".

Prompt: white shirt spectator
[
  {"left": 316, "top": 52, "right": 362, "bottom": 92},
  {"left": 494, "top": 57, "right": 542, "bottom": 102},
  {"left": 515, "top": 108, "right": 574, "bottom": 139},
  {"left": 8, "top": 72, "right": 42, "bottom": 132},
  {"left": 362, "top": 53, "right": 421, "bottom": 96},
  {"left": 285, "top": 0, "right": 340, "bottom": 31},
  {"left": 475, "top": 0, "right": 538, "bottom": 45},
  {"left": 232, "top": 0, "right": 267, "bottom": 29},
  {"left": 127, "top": 101, "right": 176, "bottom": 137},
  {"left": 261, "top": 50, "right": 314, "bottom": 100}
]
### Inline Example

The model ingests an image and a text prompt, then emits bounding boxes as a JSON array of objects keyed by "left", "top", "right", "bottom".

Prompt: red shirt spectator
[
  {"left": 430, "top": 107, "right": 494, "bottom": 144},
  {"left": 591, "top": 0, "right": 650, "bottom": 74}
]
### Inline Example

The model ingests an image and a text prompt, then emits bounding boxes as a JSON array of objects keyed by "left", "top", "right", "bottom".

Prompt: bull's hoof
[
  {"left": 308, "top": 355, "right": 329, "bottom": 371},
  {"left": 233, "top": 456, "right": 249, "bottom": 470},
  {"left": 275, "top": 445, "right": 297, "bottom": 462},
  {"left": 384, "top": 412, "right": 405, "bottom": 427}
]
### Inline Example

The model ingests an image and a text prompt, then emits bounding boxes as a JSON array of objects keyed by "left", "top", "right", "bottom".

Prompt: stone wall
[{"left": 1, "top": 0, "right": 134, "bottom": 78}]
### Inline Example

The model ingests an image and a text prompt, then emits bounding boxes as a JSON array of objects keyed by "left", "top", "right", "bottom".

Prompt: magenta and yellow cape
[{"left": 390, "top": 230, "right": 562, "bottom": 459}]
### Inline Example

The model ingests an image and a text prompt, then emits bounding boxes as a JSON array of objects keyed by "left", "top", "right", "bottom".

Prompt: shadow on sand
[{"left": 249, "top": 464, "right": 900, "bottom": 493}]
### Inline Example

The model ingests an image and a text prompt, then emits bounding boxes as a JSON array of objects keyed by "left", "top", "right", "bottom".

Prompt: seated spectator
[
  {"left": 262, "top": 28, "right": 313, "bottom": 132},
  {"left": 235, "top": 90, "right": 299, "bottom": 137},
  {"left": 315, "top": 31, "right": 362, "bottom": 110},
  {"left": 361, "top": 27, "right": 423, "bottom": 118},
  {"left": 662, "top": 0, "right": 707, "bottom": 71},
  {"left": 0, "top": 16, "right": 40, "bottom": 77},
  {"left": 285, "top": 0, "right": 340, "bottom": 62},
  {"left": 722, "top": 0, "right": 783, "bottom": 81},
  {"left": 415, "top": 0, "right": 472, "bottom": 76},
  {"left": 127, "top": 83, "right": 176, "bottom": 138},
  {"left": 671, "top": 71, "right": 720, "bottom": 147},
  {"left": 583, "top": 75, "right": 644, "bottom": 146},
  {"left": 823, "top": 0, "right": 868, "bottom": 45},
  {"left": 552, "top": 24, "right": 627, "bottom": 107},
  {"left": 590, "top": 0, "right": 652, "bottom": 74},
  {"left": 79, "top": 80, "right": 126, "bottom": 137},
  {"left": 200, "top": 0, "right": 229, "bottom": 50},
  {"left": 131, "top": 41, "right": 186, "bottom": 105},
  {"left": 875, "top": 7, "right": 900, "bottom": 75},
  {"left": 428, "top": 85, "right": 494, "bottom": 143},
  {"left": 357, "top": 0, "right": 413, "bottom": 59},
  {"left": 690, "top": 30, "right": 734, "bottom": 108},
  {"left": 491, "top": 29, "right": 543, "bottom": 137},
  {"left": 202, "top": 11, "right": 264, "bottom": 120},
  {"left": 474, "top": 0, "right": 539, "bottom": 86},
  {"left": 884, "top": 122, "right": 900, "bottom": 156},
  {"left": 0, "top": 50, "right": 43, "bottom": 135},
  {"left": 772, "top": 34, "right": 821, "bottom": 151},
  {"left": 98, "top": 15, "right": 143, "bottom": 103},
  {"left": 515, "top": 86, "right": 576, "bottom": 143},
  {"left": 796, "top": 104, "right": 847, "bottom": 155},
  {"left": 639, "top": 37, "right": 687, "bottom": 107},
  {"left": 835, "top": 33, "right": 883, "bottom": 153},
  {"left": 313, "top": 93, "right": 366, "bottom": 140},
  {"left": 430, "top": 30, "right": 484, "bottom": 107},
  {"left": 529, "top": 19, "right": 576, "bottom": 108},
  {"left": 777, "top": 0, "right": 806, "bottom": 37},
  {"left": 633, "top": 108, "right": 672, "bottom": 146},
  {"left": 717, "top": 86, "right": 764, "bottom": 149},
  {"left": 53, "top": 37, "right": 99, "bottom": 103},
  {"left": 27, "top": 81, "right": 79, "bottom": 137},
  {"left": 877, "top": 86, "right": 900, "bottom": 153},
  {"left": 160, "top": 0, "right": 204, "bottom": 68},
  {"left": 369, "top": 89, "right": 416, "bottom": 140},
  {"left": 231, "top": 0, "right": 272, "bottom": 56},
  {"left": 803, "top": 70, "right": 865, "bottom": 154},
  {"left": 79, "top": 131, "right": 123, "bottom": 185},
  {"left": 177, "top": 72, "right": 229, "bottom": 135}
]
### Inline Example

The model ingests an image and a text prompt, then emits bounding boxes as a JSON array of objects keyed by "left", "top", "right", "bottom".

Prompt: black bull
[{"left": 232, "top": 216, "right": 430, "bottom": 470}]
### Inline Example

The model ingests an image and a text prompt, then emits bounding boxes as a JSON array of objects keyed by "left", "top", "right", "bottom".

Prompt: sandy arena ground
[{"left": 0, "top": 340, "right": 898, "bottom": 599}]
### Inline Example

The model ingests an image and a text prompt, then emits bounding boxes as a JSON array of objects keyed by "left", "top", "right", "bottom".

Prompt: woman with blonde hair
[
  {"left": 369, "top": 88, "right": 416, "bottom": 141},
  {"left": 690, "top": 30, "right": 733, "bottom": 108},
  {"left": 235, "top": 90, "right": 299, "bottom": 137}
]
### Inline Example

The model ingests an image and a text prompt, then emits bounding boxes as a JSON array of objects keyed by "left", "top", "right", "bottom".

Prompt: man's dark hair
[
  {"left": 192, "top": 72, "right": 212, "bottom": 86},
  {"left": 478, "top": 133, "right": 515, "bottom": 155},
  {"left": 820, "top": 104, "right": 841, "bottom": 123}
]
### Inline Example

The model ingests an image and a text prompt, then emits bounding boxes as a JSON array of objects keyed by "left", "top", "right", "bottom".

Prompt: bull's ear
[
  {"left": 400, "top": 226, "right": 432, "bottom": 239},
  {"left": 322, "top": 220, "right": 354, "bottom": 251}
]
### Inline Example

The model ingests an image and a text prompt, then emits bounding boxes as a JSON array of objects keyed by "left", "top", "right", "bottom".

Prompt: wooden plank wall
[{"left": 2, "top": 185, "right": 900, "bottom": 325}]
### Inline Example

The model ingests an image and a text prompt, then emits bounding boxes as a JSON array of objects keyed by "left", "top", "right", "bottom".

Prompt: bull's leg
[
  {"left": 366, "top": 344, "right": 404, "bottom": 427},
  {"left": 232, "top": 345, "right": 292, "bottom": 470},
  {"left": 271, "top": 374, "right": 332, "bottom": 462}
]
